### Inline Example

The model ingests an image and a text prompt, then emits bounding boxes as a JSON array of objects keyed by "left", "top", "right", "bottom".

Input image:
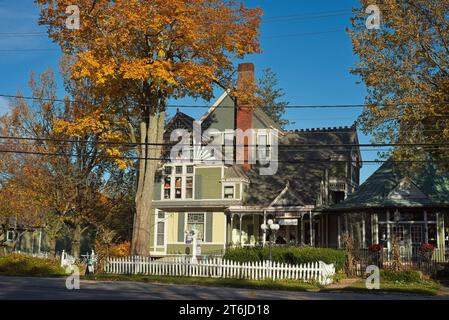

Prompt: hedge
[
  {"left": 223, "top": 247, "right": 346, "bottom": 271},
  {"left": 380, "top": 270, "right": 423, "bottom": 283},
  {"left": 0, "top": 253, "right": 67, "bottom": 277}
]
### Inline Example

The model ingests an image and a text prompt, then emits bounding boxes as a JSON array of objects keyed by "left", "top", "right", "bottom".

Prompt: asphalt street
[{"left": 0, "top": 276, "right": 447, "bottom": 300}]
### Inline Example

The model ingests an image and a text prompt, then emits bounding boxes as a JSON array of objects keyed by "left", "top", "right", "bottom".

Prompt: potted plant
[
  {"left": 368, "top": 244, "right": 383, "bottom": 267},
  {"left": 419, "top": 243, "right": 435, "bottom": 262}
]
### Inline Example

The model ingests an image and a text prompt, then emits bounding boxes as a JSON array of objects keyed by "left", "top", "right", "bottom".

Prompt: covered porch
[
  {"left": 226, "top": 206, "right": 339, "bottom": 248},
  {"left": 329, "top": 208, "right": 449, "bottom": 261}
]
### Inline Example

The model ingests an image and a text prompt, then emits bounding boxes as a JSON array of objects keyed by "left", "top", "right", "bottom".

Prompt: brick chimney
[{"left": 235, "top": 63, "right": 255, "bottom": 171}]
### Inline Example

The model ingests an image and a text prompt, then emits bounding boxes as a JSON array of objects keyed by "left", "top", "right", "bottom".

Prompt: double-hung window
[
  {"left": 224, "top": 185, "right": 235, "bottom": 199},
  {"left": 257, "top": 132, "right": 270, "bottom": 161},
  {"left": 156, "top": 210, "right": 166, "bottom": 247},
  {"left": 187, "top": 213, "right": 205, "bottom": 242},
  {"left": 162, "top": 165, "right": 194, "bottom": 200}
]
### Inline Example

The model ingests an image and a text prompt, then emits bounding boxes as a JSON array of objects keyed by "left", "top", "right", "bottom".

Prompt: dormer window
[
  {"left": 257, "top": 132, "right": 270, "bottom": 160},
  {"left": 224, "top": 185, "right": 235, "bottom": 199}
]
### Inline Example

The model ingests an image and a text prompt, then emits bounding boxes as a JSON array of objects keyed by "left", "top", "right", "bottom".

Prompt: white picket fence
[
  {"left": 60, "top": 250, "right": 76, "bottom": 267},
  {"left": 105, "top": 256, "right": 335, "bottom": 285}
]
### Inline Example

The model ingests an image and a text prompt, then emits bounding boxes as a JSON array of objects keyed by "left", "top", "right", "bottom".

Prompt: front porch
[
  {"left": 226, "top": 207, "right": 340, "bottom": 249},
  {"left": 332, "top": 209, "right": 449, "bottom": 262}
]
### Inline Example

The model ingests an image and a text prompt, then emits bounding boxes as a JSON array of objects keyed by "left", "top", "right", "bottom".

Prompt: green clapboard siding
[
  {"left": 167, "top": 244, "right": 224, "bottom": 255},
  {"left": 206, "top": 212, "right": 213, "bottom": 243},
  {"left": 194, "top": 175, "right": 202, "bottom": 199},
  {"left": 153, "top": 181, "right": 161, "bottom": 200},
  {"left": 196, "top": 167, "right": 222, "bottom": 199},
  {"left": 178, "top": 212, "right": 185, "bottom": 242},
  {"left": 149, "top": 209, "right": 155, "bottom": 248},
  {"left": 235, "top": 183, "right": 240, "bottom": 199},
  {"left": 204, "top": 95, "right": 235, "bottom": 132}
]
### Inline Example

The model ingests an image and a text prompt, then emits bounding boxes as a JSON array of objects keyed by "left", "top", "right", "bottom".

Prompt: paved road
[{"left": 0, "top": 276, "right": 446, "bottom": 300}]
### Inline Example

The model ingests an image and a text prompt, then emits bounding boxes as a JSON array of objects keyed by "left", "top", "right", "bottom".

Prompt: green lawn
[{"left": 326, "top": 279, "right": 441, "bottom": 296}]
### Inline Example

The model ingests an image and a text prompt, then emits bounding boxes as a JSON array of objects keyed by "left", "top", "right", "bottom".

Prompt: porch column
[
  {"left": 310, "top": 210, "right": 314, "bottom": 246},
  {"left": 262, "top": 211, "right": 267, "bottom": 247},
  {"left": 437, "top": 212, "right": 445, "bottom": 249},
  {"left": 296, "top": 212, "right": 301, "bottom": 246},
  {"left": 362, "top": 213, "right": 366, "bottom": 248},
  {"left": 371, "top": 213, "right": 378, "bottom": 244},
  {"left": 337, "top": 215, "right": 341, "bottom": 249},
  {"left": 424, "top": 210, "right": 429, "bottom": 243},
  {"left": 325, "top": 215, "right": 329, "bottom": 247},
  {"left": 239, "top": 215, "right": 243, "bottom": 246},
  {"left": 386, "top": 210, "right": 391, "bottom": 253},
  {"left": 301, "top": 214, "right": 305, "bottom": 246}
]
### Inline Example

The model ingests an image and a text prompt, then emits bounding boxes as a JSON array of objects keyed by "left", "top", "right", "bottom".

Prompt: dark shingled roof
[
  {"left": 242, "top": 126, "right": 359, "bottom": 207},
  {"left": 326, "top": 160, "right": 449, "bottom": 211}
]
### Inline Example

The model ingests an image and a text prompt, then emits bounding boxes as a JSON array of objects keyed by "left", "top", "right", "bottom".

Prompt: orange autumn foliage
[{"left": 109, "top": 241, "right": 132, "bottom": 257}]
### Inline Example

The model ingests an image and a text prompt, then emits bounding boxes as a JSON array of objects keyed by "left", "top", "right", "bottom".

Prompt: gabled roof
[
  {"left": 243, "top": 126, "right": 359, "bottom": 207},
  {"left": 164, "top": 109, "right": 195, "bottom": 134},
  {"left": 200, "top": 90, "right": 283, "bottom": 131},
  {"left": 327, "top": 160, "right": 449, "bottom": 211},
  {"left": 254, "top": 108, "right": 282, "bottom": 131},
  {"left": 223, "top": 165, "right": 249, "bottom": 183},
  {"left": 270, "top": 181, "right": 304, "bottom": 207},
  {"left": 199, "top": 90, "right": 231, "bottom": 123}
]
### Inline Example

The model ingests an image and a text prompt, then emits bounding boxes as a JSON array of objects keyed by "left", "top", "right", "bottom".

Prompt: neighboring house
[
  {"left": 148, "top": 63, "right": 362, "bottom": 256},
  {"left": 323, "top": 160, "right": 449, "bottom": 260},
  {"left": 1, "top": 217, "right": 45, "bottom": 254}
]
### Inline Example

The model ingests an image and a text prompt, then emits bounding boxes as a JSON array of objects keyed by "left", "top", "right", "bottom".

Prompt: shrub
[
  {"left": 0, "top": 253, "right": 66, "bottom": 277},
  {"left": 380, "top": 270, "right": 423, "bottom": 283},
  {"left": 109, "top": 241, "right": 131, "bottom": 257},
  {"left": 368, "top": 244, "right": 383, "bottom": 252},
  {"left": 223, "top": 247, "right": 346, "bottom": 271}
]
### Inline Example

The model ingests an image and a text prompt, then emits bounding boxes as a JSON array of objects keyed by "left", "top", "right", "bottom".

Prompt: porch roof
[{"left": 322, "top": 160, "right": 449, "bottom": 211}]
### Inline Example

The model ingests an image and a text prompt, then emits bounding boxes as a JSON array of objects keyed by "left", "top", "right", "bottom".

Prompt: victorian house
[{"left": 148, "top": 63, "right": 362, "bottom": 256}]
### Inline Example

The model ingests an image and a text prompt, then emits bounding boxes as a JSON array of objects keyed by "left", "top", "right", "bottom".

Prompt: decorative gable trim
[
  {"left": 269, "top": 181, "right": 304, "bottom": 207},
  {"left": 387, "top": 177, "right": 429, "bottom": 200}
]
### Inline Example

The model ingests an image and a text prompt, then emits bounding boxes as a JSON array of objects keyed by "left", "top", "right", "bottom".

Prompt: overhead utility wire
[
  {"left": 1, "top": 135, "right": 449, "bottom": 149},
  {"left": 0, "top": 148, "right": 447, "bottom": 165},
  {"left": 1, "top": 94, "right": 448, "bottom": 111}
]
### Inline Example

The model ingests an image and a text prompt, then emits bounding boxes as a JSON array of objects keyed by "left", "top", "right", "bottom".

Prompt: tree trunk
[
  {"left": 72, "top": 223, "right": 81, "bottom": 258},
  {"left": 131, "top": 109, "right": 165, "bottom": 256}
]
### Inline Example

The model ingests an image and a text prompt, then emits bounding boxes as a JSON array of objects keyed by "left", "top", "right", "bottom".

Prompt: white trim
[
  {"left": 154, "top": 210, "right": 167, "bottom": 254},
  {"left": 185, "top": 212, "right": 207, "bottom": 243},
  {"left": 161, "top": 164, "right": 195, "bottom": 200},
  {"left": 222, "top": 183, "right": 237, "bottom": 200},
  {"left": 6, "top": 230, "right": 15, "bottom": 242},
  {"left": 199, "top": 90, "right": 231, "bottom": 123},
  {"left": 167, "top": 242, "right": 225, "bottom": 245}
]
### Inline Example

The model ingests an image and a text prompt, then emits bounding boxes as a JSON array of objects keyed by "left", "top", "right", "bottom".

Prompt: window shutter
[
  {"left": 178, "top": 212, "right": 185, "bottom": 243},
  {"left": 206, "top": 212, "right": 213, "bottom": 243}
]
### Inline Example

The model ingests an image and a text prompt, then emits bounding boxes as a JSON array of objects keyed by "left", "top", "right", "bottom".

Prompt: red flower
[
  {"left": 420, "top": 243, "right": 435, "bottom": 252},
  {"left": 369, "top": 244, "right": 383, "bottom": 252}
]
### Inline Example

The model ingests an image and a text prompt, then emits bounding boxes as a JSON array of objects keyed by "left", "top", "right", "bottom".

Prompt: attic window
[
  {"left": 6, "top": 230, "right": 15, "bottom": 242},
  {"left": 257, "top": 133, "right": 270, "bottom": 160},
  {"left": 224, "top": 186, "right": 235, "bottom": 199}
]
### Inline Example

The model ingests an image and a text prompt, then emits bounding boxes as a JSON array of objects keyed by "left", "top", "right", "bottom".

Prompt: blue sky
[{"left": 0, "top": 0, "right": 381, "bottom": 182}]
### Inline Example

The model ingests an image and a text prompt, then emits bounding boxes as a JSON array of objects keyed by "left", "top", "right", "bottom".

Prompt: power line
[
  {"left": 1, "top": 147, "right": 448, "bottom": 165},
  {"left": 1, "top": 93, "right": 448, "bottom": 111},
  {"left": 1, "top": 135, "right": 449, "bottom": 149}
]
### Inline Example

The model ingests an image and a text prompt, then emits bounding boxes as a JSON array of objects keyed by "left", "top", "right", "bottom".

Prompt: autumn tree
[
  {"left": 349, "top": 0, "right": 449, "bottom": 166},
  {"left": 0, "top": 69, "right": 129, "bottom": 257},
  {"left": 256, "top": 68, "right": 290, "bottom": 129},
  {"left": 36, "top": 0, "right": 262, "bottom": 255}
]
